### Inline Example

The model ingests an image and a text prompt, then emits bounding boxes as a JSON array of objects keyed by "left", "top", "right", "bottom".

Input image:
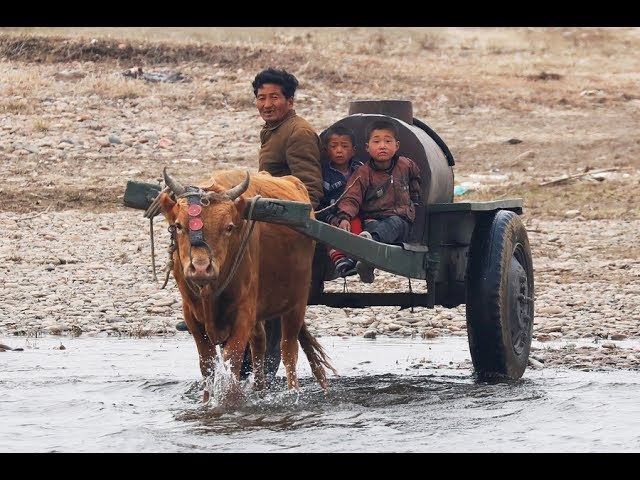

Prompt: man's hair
[
  {"left": 366, "top": 119, "right": 399, "bottom": 141},
  {"left": 323, "top": 125, "right": 356, "bottom": 148},
  {"left": 252, "top": 68, "right": 299, "bottom": 99}
]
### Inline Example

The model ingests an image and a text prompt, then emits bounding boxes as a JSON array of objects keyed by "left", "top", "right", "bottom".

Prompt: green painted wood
[{"left": 123, "top": 180, "right": 161, "bottom": 210}]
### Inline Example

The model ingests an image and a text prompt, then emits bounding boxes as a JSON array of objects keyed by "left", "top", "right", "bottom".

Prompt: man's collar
[{"left": 263, "top": 109, "right": 296, "bottom": 130}]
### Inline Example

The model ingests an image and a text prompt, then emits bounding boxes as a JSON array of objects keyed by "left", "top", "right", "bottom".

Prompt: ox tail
[{"left": 298, "top": 323, "right": 338, "bottom": 389}]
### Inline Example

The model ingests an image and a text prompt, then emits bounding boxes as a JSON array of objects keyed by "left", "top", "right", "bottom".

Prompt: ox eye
[
  {"left": 175, "top": 222, "right": 184, "bottom": 231},
  {"left": 225, "top": 223, "right": 234, "bottom": 233}
]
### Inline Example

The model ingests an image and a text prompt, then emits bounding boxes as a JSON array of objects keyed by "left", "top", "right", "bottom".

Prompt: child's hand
[{"left": 338, "top": 219, "right": 351, "bottom": 232}]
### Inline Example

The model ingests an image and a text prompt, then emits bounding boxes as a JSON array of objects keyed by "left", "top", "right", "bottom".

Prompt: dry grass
[
  {"left": 0, "top": 27, "right": 638, "bottom": 221},
  {"left": 0, "top": 97, "right": 29, "bottom": 113},
  {"left": 0, "top": 67, "right": 50, "bottom": 94},
  {"left": 32, "top": 117, "right": 49, "bottom": 132},
  {"left": 76, "top": 74, "right": 148, "bottom": 99}
]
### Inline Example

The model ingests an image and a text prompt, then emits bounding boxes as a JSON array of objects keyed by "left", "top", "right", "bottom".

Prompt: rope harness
[{"left": 147, "top": 186, "right": 259, "bottom": 299}]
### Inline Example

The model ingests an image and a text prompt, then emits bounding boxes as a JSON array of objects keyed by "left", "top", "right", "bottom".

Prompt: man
[
  {"left": 241, "top": 68, "right": 323, "bottom": 381},
  {"left": 252, "top": 67, "right": 323, "bottom": 208}
]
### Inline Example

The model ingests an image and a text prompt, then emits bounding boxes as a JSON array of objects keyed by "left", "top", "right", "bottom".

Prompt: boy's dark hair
[
  {"left": 323, "top": 125, "right": 356, "bottom": 148},
  {"left": 252, "top": 68, "right": 299, "bottom": 99},
  {"left": 366, "top": 119, "right": 398, "bottom": 141}
]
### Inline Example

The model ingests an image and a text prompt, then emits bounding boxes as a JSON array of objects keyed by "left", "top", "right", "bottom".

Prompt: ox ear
[
  {"left": 158, "top": 192, "right": 177, "bottom": 223},
  {"left": 233, "top": 195, "right": 247, "bottom": 217},
  {"left": 207, "top": 184, "right": 226, "bottom": 195}
]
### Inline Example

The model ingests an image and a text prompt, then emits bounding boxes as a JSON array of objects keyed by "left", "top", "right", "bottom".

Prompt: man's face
[{"left": 255, "top": 83, "right": 293, "bottom": 122}]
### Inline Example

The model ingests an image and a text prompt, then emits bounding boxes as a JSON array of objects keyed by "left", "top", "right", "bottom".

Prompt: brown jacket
[
  {"left": 258, "top": 110, "right": 323, "bottom": 208},
  {"left": 336, "top": 155, "right": 421, "bottom": 223}
]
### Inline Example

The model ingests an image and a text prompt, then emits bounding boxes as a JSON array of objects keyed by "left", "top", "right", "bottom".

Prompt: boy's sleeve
[
  {"left": 336, "top": 171, "right": 366, "bottom": 222},
  {"left": 315, "top": 195, "right": 335, "bottom": 224}
]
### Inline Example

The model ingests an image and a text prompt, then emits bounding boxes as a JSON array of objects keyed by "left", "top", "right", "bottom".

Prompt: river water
[{"left": 2, "top": 334, "right": 639, "bottom": 453}]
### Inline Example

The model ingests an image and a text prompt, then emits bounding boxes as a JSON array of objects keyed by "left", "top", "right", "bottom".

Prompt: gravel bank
[{"left": 1, "top": 210, "right": 639, "bottom": 370}]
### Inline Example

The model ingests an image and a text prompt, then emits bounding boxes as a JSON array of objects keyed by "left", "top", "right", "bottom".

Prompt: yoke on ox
[{"left": 156, "top": 167, "right": 336, "bottom": 403}]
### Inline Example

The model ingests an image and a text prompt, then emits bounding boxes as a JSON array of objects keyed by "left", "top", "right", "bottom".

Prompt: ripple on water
[{"left": 2, "top": 335, "right": 640, "bottom": 452}]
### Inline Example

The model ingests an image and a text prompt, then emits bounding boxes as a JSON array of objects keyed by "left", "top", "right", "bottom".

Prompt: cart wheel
[
  {"left": 239, "top": 319, "right": 281, "bottom": 386},
  {"left": 466, "top": 210, "right": 534, "bottom": 380}
]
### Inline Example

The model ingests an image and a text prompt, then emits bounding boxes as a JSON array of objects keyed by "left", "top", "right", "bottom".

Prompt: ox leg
[
  {"left": 215, "top": 309, "right": 256, "bottom": 406},
  {"left": 240, "top": 318, "right": 282, "bottom": 387},
  {"left": 223, "top": 334, "right": 252, "bottom": 380},
  {"left": 183, "top": 313, "right": 216, "bottom": 403},
  {"left": 264, "top": 318, "right": 282, "bottom": 385},
  {"left": 248, "top": 321, "right": 267, "bottom": 391},
  {"left": 219, "top": 336, "right": 251, "bottom": 408},
  {"left": 280, "top": 309, "right": 304, "bottom": 391},
  {"left": 182, "top": 308, "right": 216, "bottom": 376}
]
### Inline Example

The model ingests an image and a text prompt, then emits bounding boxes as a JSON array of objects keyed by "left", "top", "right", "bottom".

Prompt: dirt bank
[{"left": 1, "top": 27, "right": 639, "bottom": 371}]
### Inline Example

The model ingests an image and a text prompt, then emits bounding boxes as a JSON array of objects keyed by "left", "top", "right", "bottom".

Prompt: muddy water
[{"left": 2, "top": 334, "right": 639, "bottom": 453}]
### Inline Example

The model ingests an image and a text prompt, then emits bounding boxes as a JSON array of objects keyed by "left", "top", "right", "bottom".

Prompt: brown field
[
  {"left": 1, "top": 27, "right": 639, "bottom": 221},
  {"left": 1, "top": 28, "right": 640, "bottom": 365}
]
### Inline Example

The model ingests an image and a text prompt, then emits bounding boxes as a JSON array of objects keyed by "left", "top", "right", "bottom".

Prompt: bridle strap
[
  {"left": 185, "top": 186, "right": 205, "bottom": 247},
  {"left": 209, "top": 195, "right": 260, "bottom": 299}
]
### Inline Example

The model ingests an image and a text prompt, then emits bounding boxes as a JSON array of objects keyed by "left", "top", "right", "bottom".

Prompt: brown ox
[{"left": 158, "top": 167, "right": 336, "bottom": 403}]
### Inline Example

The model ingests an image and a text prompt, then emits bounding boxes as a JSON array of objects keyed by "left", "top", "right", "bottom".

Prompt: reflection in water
[{"left": 1, "top": 335, "right": 640, "bottom": 452}]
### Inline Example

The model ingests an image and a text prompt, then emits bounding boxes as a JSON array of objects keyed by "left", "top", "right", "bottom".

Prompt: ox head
[{"left": 158, "top": 167, "right": 251, "bottom": 289}]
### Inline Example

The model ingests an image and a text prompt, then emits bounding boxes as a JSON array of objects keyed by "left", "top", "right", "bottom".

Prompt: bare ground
[
  {"left": 1, "top": 28, "right": 639, "bottom": 219},
  {"left": 1, "top": 27, "right": 639, "bottom": 370}
]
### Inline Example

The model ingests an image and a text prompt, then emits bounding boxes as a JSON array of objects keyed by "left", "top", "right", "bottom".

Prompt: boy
[
  {"left": 335, "top": 119, "right": 422, "bottom": 283},
  {"left": 316, "top": 125, "right": 364, "bottom": 277}
]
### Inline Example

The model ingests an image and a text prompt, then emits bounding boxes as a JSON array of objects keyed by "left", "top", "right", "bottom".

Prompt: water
[{"left": 2, "top": 334, "right": 640, "bottom": 453}]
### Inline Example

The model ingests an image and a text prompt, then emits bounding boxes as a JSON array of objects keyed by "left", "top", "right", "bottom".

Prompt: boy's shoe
[
  {"left": 335, "top": 258, "right": 357, "bottom": 277},
  {"left": 356, "top": 260, "right": 375, "bottom": 284},
  {"left": 324, "top": 260, "right": 339, "bottom": 281},
  {"left": 176, "top": 321, "right": 190, "bottom": 332},
  {"left": 356, "top": 231, "right": 375, "bottom": 282}
]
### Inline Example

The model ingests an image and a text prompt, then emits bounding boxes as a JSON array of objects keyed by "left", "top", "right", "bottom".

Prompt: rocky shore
[
  {"left": 1, "top": 28, "right": 640, "bottom": 373},
  {"left": 1, "top": 209, "right": 639, "bottom": 371}
]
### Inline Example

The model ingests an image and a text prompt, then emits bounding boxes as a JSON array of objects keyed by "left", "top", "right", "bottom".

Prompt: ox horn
[
  {"left": 163, "top": 167, "right": 186, "bottom": 197},
  {"left": 224, "top": 171, "right": 250, "bottom": 201},
  {"left": 204, "top": 178, "right": 217, "bottom": 190}
]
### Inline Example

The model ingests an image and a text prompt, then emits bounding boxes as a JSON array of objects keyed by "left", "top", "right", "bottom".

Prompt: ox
[{"left": 157, "top": 167, "right": 336, "bottom": 403}]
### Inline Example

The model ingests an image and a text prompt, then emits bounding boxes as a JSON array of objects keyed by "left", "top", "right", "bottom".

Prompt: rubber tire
[
  {"left": 239, "top": 319, "right": 282, "bottom": 386},
  {"left": 466, "top": 210, "right": 534, "bottom": 380}
]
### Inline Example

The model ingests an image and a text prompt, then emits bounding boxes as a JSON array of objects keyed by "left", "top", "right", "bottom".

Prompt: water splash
[{"left": 203, "top": 345, "right": 248, "bottom": 409}]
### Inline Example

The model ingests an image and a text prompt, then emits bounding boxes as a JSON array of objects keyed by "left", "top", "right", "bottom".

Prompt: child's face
[
  {"left": 326, "top": 134, "right": 355, "bottom": 166},
  {"left": 366, "top": 128, "right": 399, "bottom": 162}
]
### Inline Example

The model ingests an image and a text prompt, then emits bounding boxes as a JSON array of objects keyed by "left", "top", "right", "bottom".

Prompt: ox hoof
[{"left": 252, "top": 378, "right": 268, "bottom": 392}]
